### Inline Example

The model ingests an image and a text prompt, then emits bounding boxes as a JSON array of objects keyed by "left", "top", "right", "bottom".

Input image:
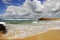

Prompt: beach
[{"left": 0, "top": 20, "right": 60, "bottom": 40}]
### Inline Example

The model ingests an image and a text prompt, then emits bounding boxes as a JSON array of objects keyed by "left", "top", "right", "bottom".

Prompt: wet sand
[
  {"left": 14, "top": 30, "right": 60, "bottom": 40},
  {"left": 0, "top": 20, "right": 60, "bottom": 40},
  {"left": 0, "top": 30, "right": 60, "bottom": 40}
]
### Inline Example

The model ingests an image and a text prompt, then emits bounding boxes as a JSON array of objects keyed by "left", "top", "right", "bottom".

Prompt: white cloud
[
  {"left": 2, "top": 0, "right": 12, "bottom": 4},
  {"left": 42, "top": 0, "right": 60, "bottom": 18},
  {"left": 1, "top": 0, "right": 60, "bottom": 19}
]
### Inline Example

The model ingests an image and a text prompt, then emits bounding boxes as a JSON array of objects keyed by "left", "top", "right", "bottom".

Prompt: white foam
[{"left": 3, "top": 20, "right": 60, "bottom": 39}]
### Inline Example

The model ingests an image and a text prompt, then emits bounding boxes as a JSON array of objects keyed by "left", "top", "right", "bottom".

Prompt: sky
[
  {"left": 0, "top": 0, "right": 60, "bottom": 19},
  {"left": 0, "top": 0, "right": 6, "bottom": 14},
  {"left": 0, "top": 0, "right": 25, "bottom": 14},
  {"left": 0, "top": 0, "right": 45, "bottom": 14}
]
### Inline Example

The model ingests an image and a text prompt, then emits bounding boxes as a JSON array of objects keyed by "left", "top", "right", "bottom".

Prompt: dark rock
[{"left": 0, "top": 24, "right": 7, "bottom": 34}]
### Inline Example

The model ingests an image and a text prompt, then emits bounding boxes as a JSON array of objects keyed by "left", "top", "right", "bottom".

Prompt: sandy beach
[{"left": 0, "top": 20, "right": 60, "bottom": 40}]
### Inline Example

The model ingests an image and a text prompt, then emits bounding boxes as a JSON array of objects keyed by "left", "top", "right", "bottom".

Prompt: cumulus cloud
[
  {"left": 42, "top": 0, "right": 60, "bottom": 18},
  {"left": 2, "top": 0, "right": 12, "bottom": 4},
  {"left": 1, "top": 0, "right": 60, "bottom": 19}
]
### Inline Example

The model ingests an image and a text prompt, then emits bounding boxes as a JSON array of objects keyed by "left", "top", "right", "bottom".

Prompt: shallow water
[{"left": 0, "top": 20, "right": 60, "bottom": 39}]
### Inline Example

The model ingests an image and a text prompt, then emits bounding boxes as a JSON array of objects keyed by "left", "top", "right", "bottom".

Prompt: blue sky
[
  {"left": 0, "top": 0, "right": 6, "bottom": 14},
  {"left": 0, "top": 0, "right": 45, "bottom": 14},
  {"left": 0, "top": 0, "right": 25, "bottom": 14}
]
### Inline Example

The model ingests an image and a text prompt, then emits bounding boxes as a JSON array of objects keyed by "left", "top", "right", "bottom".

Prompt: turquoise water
[
  {"left": 0, "top": 20, "right": 34, "bottom": 24},
  {"left": 1, "top": 20, "right": 60, "bottom": 25}
]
